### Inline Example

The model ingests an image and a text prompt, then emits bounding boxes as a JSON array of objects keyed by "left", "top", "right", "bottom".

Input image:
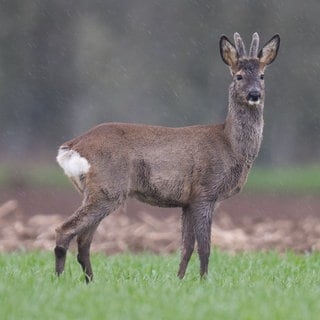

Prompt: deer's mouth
[{"left": 247, "top": 98, "right": 261, "bottom": 106}]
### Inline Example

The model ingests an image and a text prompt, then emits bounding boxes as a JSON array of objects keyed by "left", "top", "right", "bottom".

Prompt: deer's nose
[{"left": 247, "top": 91, "right": 261, "bottom": 102}]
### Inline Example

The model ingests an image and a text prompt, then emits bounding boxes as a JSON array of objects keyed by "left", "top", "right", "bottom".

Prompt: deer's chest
[{"left": 216, "top": 161, "right": 252, "bottom": 201}]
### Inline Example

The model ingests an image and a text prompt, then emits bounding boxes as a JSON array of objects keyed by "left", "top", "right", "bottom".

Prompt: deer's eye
[
  {"left": 260, "top": 74, "right": 264, "bottom": 80},
  {"left": 236, "top": 74, "right": 243, "bottom": 80}
]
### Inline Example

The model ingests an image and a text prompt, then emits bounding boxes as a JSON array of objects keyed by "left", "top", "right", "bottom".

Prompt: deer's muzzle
[{"left": 247, "top": 91, "right": 261, "bottom": 103}]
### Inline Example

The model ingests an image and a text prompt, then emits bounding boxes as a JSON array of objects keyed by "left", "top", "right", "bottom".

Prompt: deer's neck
[{"left": 224, "top": 101, "right": 264, "bottom": 163}]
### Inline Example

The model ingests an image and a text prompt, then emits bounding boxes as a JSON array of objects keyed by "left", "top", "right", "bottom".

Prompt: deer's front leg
[
  {"left": 192, "top": 201, "right": 214, "bottom": 278},
  {"left": 177, "top": 206, "right": 195, "bottom": 279}
]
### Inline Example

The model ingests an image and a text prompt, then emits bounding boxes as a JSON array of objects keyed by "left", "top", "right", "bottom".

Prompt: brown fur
[{"left": 55, "top": 33, "right": 280, "bottom": 282}]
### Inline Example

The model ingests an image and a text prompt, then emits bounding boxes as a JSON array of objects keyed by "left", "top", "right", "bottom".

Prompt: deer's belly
[
  {"left": 132, "top": 191, "right": 185, "bottom": 208},
  {"left": 129, "top": 158, "right": 193, "bottom": 207},
  {"left": 131, "top": 173, "right": 192, "bottom": 208}
]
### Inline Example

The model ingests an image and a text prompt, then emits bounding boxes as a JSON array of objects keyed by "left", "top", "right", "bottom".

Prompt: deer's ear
[
  {"left": 258, "top": 34, "right": 280, "bottom": 67},
  {"left": 220, "top": 35, "right": 238, "bottom": 68}
]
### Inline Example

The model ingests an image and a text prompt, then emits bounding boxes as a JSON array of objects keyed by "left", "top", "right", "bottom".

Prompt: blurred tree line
[{"left": 0, "top": 0, "right": 320, "bottom": 166}]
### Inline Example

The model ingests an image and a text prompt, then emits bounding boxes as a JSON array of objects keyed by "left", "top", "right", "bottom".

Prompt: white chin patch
[
  {"left": 248, "top": 99, "right": 260, "bottom": 106},
  {"left": 56, "top": 147, "right": 91, "bottom": 178}
]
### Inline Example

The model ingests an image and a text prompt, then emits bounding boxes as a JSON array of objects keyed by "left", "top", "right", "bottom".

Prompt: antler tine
[
  {"left": 249, "top": 32, "right": 260, "bottom": 58},
  {"left": 233, "top": 32, "right": 246, "bottom": 58}
]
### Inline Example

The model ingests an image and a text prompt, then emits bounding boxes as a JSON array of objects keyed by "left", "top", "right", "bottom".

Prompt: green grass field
[
  {"left": 0, "top": 251, "right": 319, "bottom": 320},
  {"left": 245, "top": 165, "right": 320, "bottom": 194}
]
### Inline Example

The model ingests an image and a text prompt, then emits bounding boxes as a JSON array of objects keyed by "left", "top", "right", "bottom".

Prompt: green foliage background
[{"left": 1, "top": 1, "right": 320, "bottom": 166}]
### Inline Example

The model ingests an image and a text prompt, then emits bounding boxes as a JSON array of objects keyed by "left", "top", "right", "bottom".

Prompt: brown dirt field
[{"left": 0, "top": 187, "right": 320, "bottom": 254}]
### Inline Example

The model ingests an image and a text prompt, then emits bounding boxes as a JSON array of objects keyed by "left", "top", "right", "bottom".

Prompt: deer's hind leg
[
  {"left": 55, "top": 195, "right": 121, "bottom": 280},
  {"left": 77, "top": 224, "right": 99, "bottom": 282}
]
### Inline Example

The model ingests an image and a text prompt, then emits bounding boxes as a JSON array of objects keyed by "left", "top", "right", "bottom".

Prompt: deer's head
[{"left": 220, "top": 33, "right": 280, "bottom": 107}]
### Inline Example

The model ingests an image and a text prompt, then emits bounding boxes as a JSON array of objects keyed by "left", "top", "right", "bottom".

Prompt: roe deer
[{"left": 55, "top": 32, "right": 280, "bottom": 282}]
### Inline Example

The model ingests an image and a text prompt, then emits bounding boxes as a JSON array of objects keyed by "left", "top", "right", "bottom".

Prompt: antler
[
  {"left": 234, "top": 33, "right": 246, "bottom": 58},
  {"left": 249, "top": 32, "right": 260, "bottom": 58}
]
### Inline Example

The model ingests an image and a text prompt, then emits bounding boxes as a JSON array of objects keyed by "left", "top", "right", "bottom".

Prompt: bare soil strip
[{"left": 0, "top": 188, "right": 319, "bottom": 253}]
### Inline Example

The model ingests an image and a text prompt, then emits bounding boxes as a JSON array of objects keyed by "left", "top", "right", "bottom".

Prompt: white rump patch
[{"left": 56, "top": 147, "right": 91, "bottom": 179}]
